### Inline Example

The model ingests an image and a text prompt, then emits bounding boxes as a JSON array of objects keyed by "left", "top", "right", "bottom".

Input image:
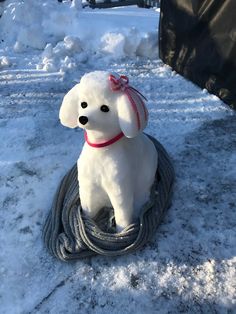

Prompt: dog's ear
[
  {"left": 117, "top": 89, "right": 148, "bottom": 138},
  {"left": 59, "top": 84, "right": 80, "bottom": 128}
]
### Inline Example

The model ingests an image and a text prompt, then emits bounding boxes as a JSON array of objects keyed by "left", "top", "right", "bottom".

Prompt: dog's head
[{"left": 59, "top": 71, "right": 148, "bottom": 138}]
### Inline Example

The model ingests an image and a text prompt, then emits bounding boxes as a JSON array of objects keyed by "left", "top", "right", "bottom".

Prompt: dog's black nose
[{"left": 79, "top": 116, "right": 88, "bottom": 125}]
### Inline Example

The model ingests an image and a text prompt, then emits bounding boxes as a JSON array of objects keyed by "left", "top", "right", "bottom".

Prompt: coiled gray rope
[{"left": 43, "top": 135, "right": 175, "bottom": 261}]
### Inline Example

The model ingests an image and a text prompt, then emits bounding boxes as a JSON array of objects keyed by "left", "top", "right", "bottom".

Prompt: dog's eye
[
  {"left": 81, "top": 102, "right": 88, "bottom": 109},
  {"left": 100, "top": 105, "right": 109, "bottom": 112}
]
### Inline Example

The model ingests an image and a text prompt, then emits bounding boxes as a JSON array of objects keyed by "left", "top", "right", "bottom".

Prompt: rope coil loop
[{"left": 43, "top": 135, "right": 175, "bottom": 261}]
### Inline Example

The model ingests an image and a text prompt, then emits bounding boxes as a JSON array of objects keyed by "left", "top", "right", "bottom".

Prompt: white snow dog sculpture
[{"left": 59, "top": 71, "right": 158, "bottom": 232}]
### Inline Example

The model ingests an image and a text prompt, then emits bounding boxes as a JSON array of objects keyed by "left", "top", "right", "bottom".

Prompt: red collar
[{"left": 85, "top": 131, "right": 124, "bottom": 148}]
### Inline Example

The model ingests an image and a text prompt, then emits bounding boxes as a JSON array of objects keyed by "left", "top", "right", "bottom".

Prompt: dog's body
[
  {"left": 78, "top": 133, "right": 157, "bottom": 231},
  {"left": 59, "top": 71, "right": 157, "bottom": 232}
]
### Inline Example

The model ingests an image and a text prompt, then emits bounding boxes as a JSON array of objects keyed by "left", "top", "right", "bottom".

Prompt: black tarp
[{"left": 159, "top": 0, "right": 236, "bottom": 109}]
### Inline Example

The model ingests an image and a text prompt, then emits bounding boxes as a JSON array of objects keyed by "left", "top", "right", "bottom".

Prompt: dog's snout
[{"left": 79, "top": 116, "right": 88, "bottom": 125}]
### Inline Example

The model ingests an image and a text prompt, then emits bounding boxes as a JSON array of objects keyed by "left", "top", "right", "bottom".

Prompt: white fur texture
[{"left": 59, "top": 71, "right": 158, "bottom": 232}]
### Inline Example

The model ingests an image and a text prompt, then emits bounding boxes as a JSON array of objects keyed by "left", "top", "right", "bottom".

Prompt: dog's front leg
[
  {"left": 79, "top": 183, "right": 105, "bottom": 219},
  {"left": 105, "top": 175, "right": 135, "bottom": 233}
]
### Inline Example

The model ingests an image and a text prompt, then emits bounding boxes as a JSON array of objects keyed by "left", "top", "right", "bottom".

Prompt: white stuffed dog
[{"left": 59, "top": 71, "right": 157, "bottom": 232}]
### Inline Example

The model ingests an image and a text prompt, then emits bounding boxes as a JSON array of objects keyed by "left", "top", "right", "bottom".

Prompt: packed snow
[
  {"left": 0, "top": 1, "right": 236, "bottom": 314},
  {"left": 0, "top": 0, "right": 158, "bottom": 73}
]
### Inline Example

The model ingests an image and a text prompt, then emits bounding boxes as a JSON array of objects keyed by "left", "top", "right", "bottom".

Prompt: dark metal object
[
  {"left": 56, "top": 0, "right": 159, "bottom": 9},
  {"left": 159, "top": 0, "right": 236, "bottom": 110},
  {"left": 86, "top": 0, "right": 159, "bottom": 9}
]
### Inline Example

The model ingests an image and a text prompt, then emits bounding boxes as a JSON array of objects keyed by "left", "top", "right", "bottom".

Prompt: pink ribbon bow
[
  {"left": 109, "top": 74, "right": 147, "bottom": 101},
  {"left": 109, "top": 74, "right": 148, "bottom": 131}
]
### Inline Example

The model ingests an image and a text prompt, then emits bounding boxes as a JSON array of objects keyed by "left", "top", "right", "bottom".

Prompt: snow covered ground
[{"left": 0, "top": 1, "right": 236, "bottom": 314}]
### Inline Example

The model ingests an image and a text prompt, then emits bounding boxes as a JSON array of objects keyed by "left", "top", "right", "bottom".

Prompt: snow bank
[
  {"left": 0, "top": 1, "right": 159, "bottom": 73},
  {"left": 0, "top": 0, "right": 81, "bottom": 50}
]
